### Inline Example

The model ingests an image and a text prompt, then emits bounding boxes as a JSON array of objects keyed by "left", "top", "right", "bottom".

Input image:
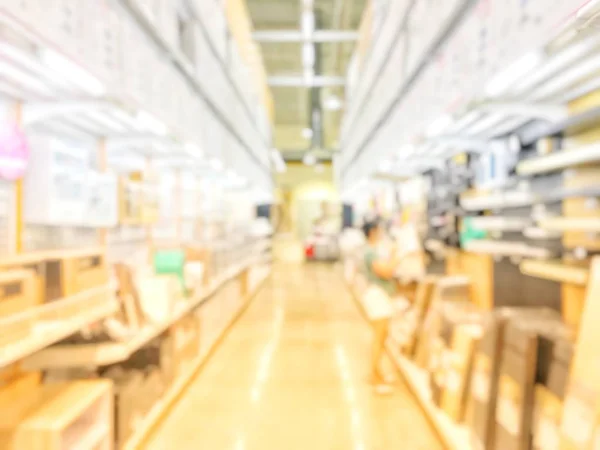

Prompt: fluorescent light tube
[
  {"left": 323, "top": 95, "right": 343, "bottom": 111},
  {"left": 426, "top": 114, "right": 453, "bottom": 137},
  {"left": 303, "top": 152, "right": 317, "bottom": 166},
  {"left": 302, "top": 128, "right": 313, "bottom": 139},
  {"left": 577, "top": 0, "right": 600, "bottom": 18},
  {"left": 184, "top": 142, "right": 203, "bottom": 158},
  {"left": 210, "top": 158, "right": 223, "bottom": 171},
  {"left": 40, "top": 48, "right": 106, "bottom": 97},
  {"left": 303, "top": 68, "right": 315, "bottom": 86},
  {"left": 531, "top": 53, "right": 600, "bottom": 100},
  {"left": 135, "top": 110, "right": 169, "bottom": 136},
  {"left": 464, "top": 113, "right": 507, "bottom": 136},
  {"left": 445, "top": 111, "right": 483, "bottom": 134},
  {"left": 0, "top": 61, "right": 52, "bottom": 95},
  {"left": 512, "top": 35, "right": 600, "bottom": 95},
  {"left": 485, "top": 51, "right": 543, "bottom": 98},
  {"left": 302, "top": 43, "right": 315, "bottom": 68},
  {"left": 85, "top": 110, "right": 127, "bottom": 133},
  {"left": 301, "top": 11, "right": 315, "bottom": 39}
]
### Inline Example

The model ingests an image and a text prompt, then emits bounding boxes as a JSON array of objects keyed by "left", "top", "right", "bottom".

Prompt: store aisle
[{"left": 144, "top": 264, "right": 442, "bottom": 450}]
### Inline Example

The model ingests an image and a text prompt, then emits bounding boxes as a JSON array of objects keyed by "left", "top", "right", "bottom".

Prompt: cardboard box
[{"left": 0, "top": 270, "right": 38, "bottom": 347}]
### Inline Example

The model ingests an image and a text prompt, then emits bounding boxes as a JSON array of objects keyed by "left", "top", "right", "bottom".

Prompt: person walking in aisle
[{"left": 362, "top": 219, "right": 404, "bottom": 394}]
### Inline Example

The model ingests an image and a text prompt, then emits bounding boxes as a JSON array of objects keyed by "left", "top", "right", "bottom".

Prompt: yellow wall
[{"left": 275, "top": 163, "right": 339, "bottom": 237}]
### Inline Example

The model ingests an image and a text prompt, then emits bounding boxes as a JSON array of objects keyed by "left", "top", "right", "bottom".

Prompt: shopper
[{"left": 362, "top": 218, "right": 403, "bottom": 394}]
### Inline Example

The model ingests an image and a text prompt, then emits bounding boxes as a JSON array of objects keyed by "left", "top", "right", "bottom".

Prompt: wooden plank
[
  {"left": 520, "top": 260, "right": 589, "bottom": 286},
  {"left": 460, "top": 252, "right": 493, "bottom": 310}
]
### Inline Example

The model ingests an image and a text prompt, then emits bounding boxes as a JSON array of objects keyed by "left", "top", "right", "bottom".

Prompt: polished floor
[{"left": 144, "top": 264, "right": 442, "bottom": 450}]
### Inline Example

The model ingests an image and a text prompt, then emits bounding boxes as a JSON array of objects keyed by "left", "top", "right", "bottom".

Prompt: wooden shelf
[
  {"left": 0, "top": 246, "right": 106, "bottom": 267},
  {"left": 0, "top": 285, "right": 118, "bottom": 368},
  {"left": 0, "top": 380, "right": 113, "bottom": 450},
  {"left": 463, "top": 239, "right": 554, "bottom": 259},
  {"left": 519, "top": 260, "right": 589, "bottom": 285},
  {"left": 121, "top": 267, "right": 270, "bottom": 450},
  {"left": 517, "top": 143, "right": 600, "bottom": 176},
  {"left": 460, "top": 190, "right": 535, "bottom": 211},
  {"left": 466, "top": 216, "right": 532, "bottom": 231},
  {"left": 386, "top": 343, "right": 473, "bottom": 450},
  {"left": 343, "top": 268, "right": 472, "bottom": 450},
  {"left": 22, "top": 260, "right": 257, "bottom": 370},
  {"left": 538, "top": 217, "right": 600, "bottom": 232}
]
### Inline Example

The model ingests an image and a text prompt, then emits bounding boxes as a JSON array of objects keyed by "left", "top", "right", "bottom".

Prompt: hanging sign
[{"left": 0, "top": 123, "right": 29, "bottom": 180}]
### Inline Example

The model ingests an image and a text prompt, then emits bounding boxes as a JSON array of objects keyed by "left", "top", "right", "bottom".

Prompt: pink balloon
[{"left": 0, "top": 123, "right": 29, "bottom": 180}]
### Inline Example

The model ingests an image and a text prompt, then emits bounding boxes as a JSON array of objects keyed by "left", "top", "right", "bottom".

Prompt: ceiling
[{"left": 246, "top": 0, "right": 366, "bottom": 156}]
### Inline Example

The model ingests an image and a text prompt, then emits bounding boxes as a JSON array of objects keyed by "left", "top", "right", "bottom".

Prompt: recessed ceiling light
[
  {"left": 303, "top": 152, "right": 316, "bottom": 166},
  {"left": 302, "top": 128, "right": 313, "bottom": 139},
  {"left": 324, "top": 96, "right": 343, "bottom": 111}
]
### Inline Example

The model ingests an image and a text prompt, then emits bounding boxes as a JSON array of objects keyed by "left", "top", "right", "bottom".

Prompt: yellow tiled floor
[{"left": 144, "top": 264, "right": 442, "bottom": 450}]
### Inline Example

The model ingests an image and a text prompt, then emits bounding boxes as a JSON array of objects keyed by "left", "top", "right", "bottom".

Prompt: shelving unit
[
  {"left": 519, "top": 259, "right": 589, "bottom": 285},
  {"left": 121, "top": 265, "right": 270, "bottom": 450},
  {"left": 537, "top": 217, "right": 600, "bottom": 232},
  {"left": 22, "top": 260, "right": 255, "bottom": 370},
  {"left": 342, "top": 267, "right": 472, "bottom": 450},
  {"left": 517, "top": 143, "right": 600, "bottom": 175},
  {"left": 0, "top": 380, "right": 113, "bottom": 450},
  {"left": 462, "top": 239, "right": 554, "bottom": 259},
  {"left": 0, "top": 285, "right": 118, "bottom": 368},
  {"left": 386, "top": 343, "right": 472, "bottom": 450}
]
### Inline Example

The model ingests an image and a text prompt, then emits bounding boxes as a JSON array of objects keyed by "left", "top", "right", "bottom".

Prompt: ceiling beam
[
  {"left": 252, "top": 30, "right": 359, "bottom": 43},
  {"left": 268, "top": 75, "right": 345, "bottom": 87}
]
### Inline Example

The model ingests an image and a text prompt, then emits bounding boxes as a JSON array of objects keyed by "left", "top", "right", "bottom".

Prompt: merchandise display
[{"left": 0, "top": 0, "right": 274, "bottom": 449}]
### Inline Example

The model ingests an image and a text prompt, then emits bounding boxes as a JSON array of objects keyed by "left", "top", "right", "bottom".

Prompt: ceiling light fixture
[
  {"left": 184, "top": 142, "right": 203, "bottom": 158},
  {"left": 0, "top": 61, "right": 52, "bottom": 95},
  {"left": 485, "top": 51, "right": 543, "bottom": 98},
  {"left": 303, "top": 152, "right": 317, "bottom": 166},
  {"left": 302, "top": 43, "right": 315, "bottom": 67},
  {"left": 301, "top": 11, "right": 315, "bottom": 39},
  {"left": 210, "top": 158, "right": 223, "bottom": 171},
  {"left": 40, "top": 48, "right": 106, "bottom": 97},
  {"left": 426, "top": 114, "right": 454, "bottom": 138},
  {"left": 135, "top": 110, "right": 169, "bottom": 136},
  {"left": 324, "top": 95, "right": 343, "bottom": 111},
  {"left": 531, "top": 52, "right": 600, "bottom": 100}
]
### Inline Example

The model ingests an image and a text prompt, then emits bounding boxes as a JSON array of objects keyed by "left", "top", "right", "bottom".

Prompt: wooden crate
[
  {"left": 0, "top": 248, "right": 108, "bottom": 302},
  {"left": 0, "top": 380, "right": 113, "bottom": 450},
  {"left": 0, "top": 270, "right": 38, "bottom": 347},
  {"left": 60, "top": 250, "right": 108, "bottom": 298}
]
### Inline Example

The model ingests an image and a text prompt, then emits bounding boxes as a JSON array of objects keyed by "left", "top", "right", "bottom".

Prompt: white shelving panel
[
  {"left": 340, "top": 0, "right": 591, "bottom": 188},
  {"left": 0, "top": 0, "right": 272, "bottom": 189}
]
